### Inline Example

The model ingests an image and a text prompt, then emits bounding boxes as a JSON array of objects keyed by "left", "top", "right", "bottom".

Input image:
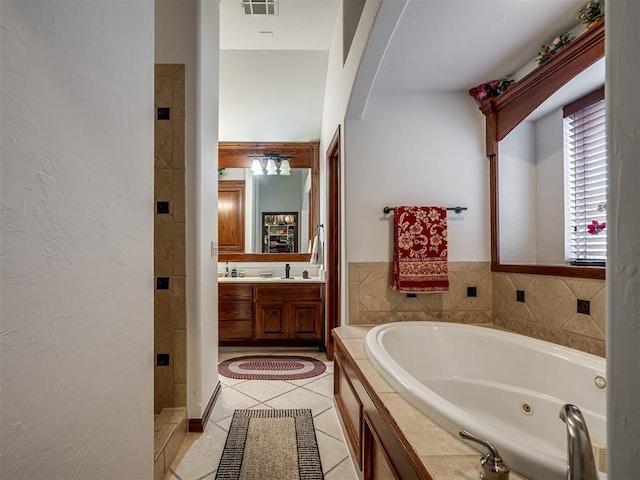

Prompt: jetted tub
[{"left": 365, "top": 322, "right": 606, "bottom": 480}]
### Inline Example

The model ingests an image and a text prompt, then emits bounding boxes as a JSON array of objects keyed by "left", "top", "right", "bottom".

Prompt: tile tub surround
[
  {"left": 333, "top": 326, "right": 529, "bottom": 480},
  {"left": 155, "top": 64, "right": 187, "bottom": 414},
  {"left": 162, "top": 349, "right": 358, "bottom": 480},
  {"left": 348, "top": 262, "right": 492, "bottom": 325},
  {"left": 492, "top": 272, "right": 605, "bottom": 357},
  {"left": 347, "top": 262, "right": 605, "bottom": 356}
]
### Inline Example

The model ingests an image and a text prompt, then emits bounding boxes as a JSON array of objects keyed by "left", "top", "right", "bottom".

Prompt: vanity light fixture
[{"left": 249, "top": 154, "right": 293, "bottom": 176}]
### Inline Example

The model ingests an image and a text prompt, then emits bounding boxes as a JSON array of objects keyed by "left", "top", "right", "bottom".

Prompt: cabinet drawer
[
  {"left": 219, "top": 301, "right": 253, "bottom": 321},
  {"left": 219, "top": 284, "right": 253, "bottom": 301},
  {"left": 219, "top": 320, "right": 254, "bottom": 341},
  {"left": 256, "top": 284, "right": 323, "bottom": 301}
]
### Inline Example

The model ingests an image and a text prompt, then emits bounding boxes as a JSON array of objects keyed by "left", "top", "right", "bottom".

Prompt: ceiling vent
[{"left": 242, "top": 0, "right": 278, "bottom": 15}]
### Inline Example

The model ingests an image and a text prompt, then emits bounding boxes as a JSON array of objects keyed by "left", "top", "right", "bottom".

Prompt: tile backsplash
[
  {"left": 348, "top": 262, "right": 492, "bottom": 325},
  {"left": 347, "top": 262, "right": 606, "bottom": 357},
  {"left": 492, "top": 272, "right": 605, "bottom": 356}
]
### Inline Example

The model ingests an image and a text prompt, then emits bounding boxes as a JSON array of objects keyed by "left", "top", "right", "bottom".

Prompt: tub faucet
[
  {"left": 459, "top": 429, "right": 510, "bottom": 480},
  {"left": 559, "top": 404, "right": 598, "bottom": 480}
]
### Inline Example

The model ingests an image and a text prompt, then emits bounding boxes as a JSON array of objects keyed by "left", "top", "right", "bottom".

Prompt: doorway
[{"left": 325, "top": 126, "right": 341, "bottom": 360}]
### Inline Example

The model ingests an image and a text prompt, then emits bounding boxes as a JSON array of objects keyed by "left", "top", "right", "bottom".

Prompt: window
[{"left": 564, "top": 87, "right": 606, "bottom": 264}]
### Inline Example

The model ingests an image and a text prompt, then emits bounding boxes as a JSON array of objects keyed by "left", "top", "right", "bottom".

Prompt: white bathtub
[{"left": 365, "top": 322, "right": 606, "bottom": 480}]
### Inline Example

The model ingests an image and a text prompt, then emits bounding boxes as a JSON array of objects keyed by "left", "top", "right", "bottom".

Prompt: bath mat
[
  {"left": 218, "top": 355, "right": 326, "bottom": 380},
  {"left": 215, "top": 409, "right": 323, "bottom": 480}
]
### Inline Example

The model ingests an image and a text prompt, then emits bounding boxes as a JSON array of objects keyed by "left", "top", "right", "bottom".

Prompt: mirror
[
  {"left": 219, "top": 168, "right": 312, "bottom": 254},
  {"left": 218, "top": 142, "right": 319, "bottom": 262},
  {"left": 480, "top": 22, "right": 604, "bottom": 279},
  {"left": 499, "top": 58, "right": 605, "bottom": 265}
]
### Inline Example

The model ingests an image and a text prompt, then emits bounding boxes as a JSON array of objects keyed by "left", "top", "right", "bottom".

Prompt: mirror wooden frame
[
  {"left": 480, "top": 21, "right": 605, "bottom": 280},
  {"left": 218, "top": 141, "right": 319, "bottom": 262}
]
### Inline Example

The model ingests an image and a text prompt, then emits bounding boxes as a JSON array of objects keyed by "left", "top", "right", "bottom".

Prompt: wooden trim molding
[
  {"left": 480, "top": 22, "right": 605, "bottom": 141},
  {"left": 480, "top": 21, "right": 605, "bottom": 280},
  {"left": 326, "top": 126, "right": 341, "bottom": 360},
  {"left": 188, "top": 382, "right": 221, "bottom": 433}
]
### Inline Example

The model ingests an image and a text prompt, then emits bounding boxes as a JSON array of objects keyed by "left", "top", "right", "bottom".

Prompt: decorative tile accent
[
  {"left": 157, "top": 201, "right": 170, "bottom": 214},
  {"left": 155, "top": 65, "right": 187, "bottom": 413},
  {"left": 157, "top": 107, "right": 171, "bottom": 120}
]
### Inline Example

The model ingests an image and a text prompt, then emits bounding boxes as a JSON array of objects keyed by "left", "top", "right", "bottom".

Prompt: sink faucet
[
  {"left": 285, "top": 263, "right": 291, "bottom": 279},
  {"left": 559, "top": 404, "right": 598, "bottom": 480}
]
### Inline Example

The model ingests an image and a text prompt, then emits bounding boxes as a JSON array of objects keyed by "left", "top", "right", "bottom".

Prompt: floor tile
[
  {"left": 209, "top": 387, "right": 260, "bottom": 423},
  {"left": 315, "top": 429, "right": 350, "bottom": 473},
  {"left": 313, "top": 407, "right": 345, "bottom": 442},
  {"left": 302, "top": 374, "right": 334, "bottom": 398},
  {"left": 264, "top": 385, "right": 333, "bottom": 416},
  {"left": 170, "top": 423, "right": 227, "bottom": 480},
  {"left": 231, "top": 379, "right": 297, "bottom": 402},
  {"left": 218, "top": 374, "right": 247, "bottom": 387},
  {"left": 166, "top": 348, "right": 358, "bottom": 480},
  {"left": 325, "top": 457, "right": 360, "bottom": 480}
]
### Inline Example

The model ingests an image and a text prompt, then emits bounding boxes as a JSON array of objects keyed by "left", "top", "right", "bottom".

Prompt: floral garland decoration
[
  {"left": 537, "top": 32, "right": 573, "bottom": 65},
  {"left": 578, "top": 0, "right": 604, "bottom": 26},
  {"left": 468, "top": 78, "right": 514, "bottom": 102}
]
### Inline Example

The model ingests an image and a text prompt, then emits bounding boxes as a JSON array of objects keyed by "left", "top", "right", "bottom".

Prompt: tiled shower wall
[
  {"left": 154, "top": 65, "right": 187, "bottom": 414},
  {"left": 348, "top": 262, "right": 493, "bottom": 325},
  {"left": 347, "top": 262, "right": 606, "bottom": 357}
]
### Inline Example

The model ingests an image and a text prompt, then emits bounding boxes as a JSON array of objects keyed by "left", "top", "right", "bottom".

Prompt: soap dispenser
[{"left": 224, "top": 262, "right": 230, "bottom": 277}]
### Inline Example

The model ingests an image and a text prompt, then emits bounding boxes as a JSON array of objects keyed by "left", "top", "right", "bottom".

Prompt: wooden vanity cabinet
[
  {"left": 218, "top": 285, "right": 254, "bottom": 341},
  {"left": 219, "top": 282, "right": 324, "bottom": 347}
]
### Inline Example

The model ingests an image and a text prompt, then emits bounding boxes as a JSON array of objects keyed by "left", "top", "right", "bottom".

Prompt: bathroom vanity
[{"left": 218, "top": 278, "right": 325, "bottom": 347}]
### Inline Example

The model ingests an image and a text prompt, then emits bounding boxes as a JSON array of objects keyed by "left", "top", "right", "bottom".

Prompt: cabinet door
[
  {"left": 218, "top": 181, "right": 245, "bottom": 252},
  {"left": 255, "top": 302, "right": 287, "bottom": 340},
  {"left": 289, "top": 302, "right": 323, "bottom": 340}
]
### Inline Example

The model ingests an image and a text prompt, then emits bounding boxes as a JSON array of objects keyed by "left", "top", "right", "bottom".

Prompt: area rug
[
  {"left": 215, "top": 409, "right": 323, "bottom": 480},
  {"left": 218, "top": 355, "right": 326, "bottom": 380}
]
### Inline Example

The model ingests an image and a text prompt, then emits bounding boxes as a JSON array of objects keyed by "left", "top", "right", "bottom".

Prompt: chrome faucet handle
[{"left": 459, "top": 429, "right": 510, "bottom": 480}]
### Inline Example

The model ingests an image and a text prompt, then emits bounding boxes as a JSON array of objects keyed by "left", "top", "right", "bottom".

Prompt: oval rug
[{"left": 218, "top": 355, "right": 326, "bottom": 380}]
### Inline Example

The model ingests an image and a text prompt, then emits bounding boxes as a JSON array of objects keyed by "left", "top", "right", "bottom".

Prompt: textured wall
[
  {"left": 606, "top": 0, "right": 640, "bottom": 474},
  {"left": 0, "top": 1, "right": 154, "bottom": 477},
  {"left": 493, "top": 272, "right": 605, "bottom": 356},
  {"left": 348, "top": 262, "right": 492, "bottom": 325},
  {"left": 155, "top": 65, "right": 187, "bottom": 413}
]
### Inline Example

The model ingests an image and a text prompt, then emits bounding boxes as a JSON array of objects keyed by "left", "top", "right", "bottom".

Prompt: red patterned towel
[{"left": 391, "top": 206, "right": 449, "bottom": 292}]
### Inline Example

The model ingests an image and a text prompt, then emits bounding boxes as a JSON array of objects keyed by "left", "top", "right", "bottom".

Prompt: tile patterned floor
[{"left": 163, "top": 349, "right": 359, "bottom": 480}]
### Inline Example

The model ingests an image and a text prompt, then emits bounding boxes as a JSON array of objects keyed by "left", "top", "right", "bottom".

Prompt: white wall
[
  {"left": 499, "top": 122, "right": 537, "bottom": 263},
  {"left": 155, "top": 0, "right": 219, "bottom": 420},
  {"left": 0, "top": 2, "right": 154, "bottom": 478},
  {"left": 606, "top": 1, "right": 640, "bottom": 476},
  {"left": 219, "top": 50, "right": 328, "bottom": 142},
  {"left": 345, "top": 91, "right": 489, "bottom": 263},
  {"left": 535, "top": 109, "right": 565, "bottom": 264},
  {"left": 319, "top": 0, "right": 384, "bottom": 323}
]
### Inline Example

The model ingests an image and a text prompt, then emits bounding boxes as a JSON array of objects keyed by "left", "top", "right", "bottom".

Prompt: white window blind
[{"left": 565, "top": 90, "right": 607, "bottom": 263}]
